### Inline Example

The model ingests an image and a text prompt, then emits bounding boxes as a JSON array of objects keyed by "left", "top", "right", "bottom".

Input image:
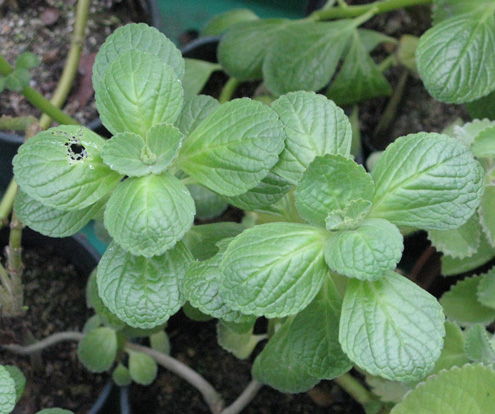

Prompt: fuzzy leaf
[
  {"left": 0, "top": 365, "right": 15, "bottom": 414},
  {"left": 95, "top": 49, "right": 183, "bottom": 138},
  {"left": 480, "top": 185, "right": 495, "bottom": 246},
  {"left": 477, "top": 267, "right": 495, "bottom": 308},
  {"left": 370, "top": 133, "right": 484, "bottom": 230},
  {"left": 178, "top": 99, "right": 285, "bottom": 196},
  {"left": 440, "top": 275, "right": 495, "bottom": 326},
  {"left": 128, "top": 351, "right": 158, "bottom": 386},
  {"left": 104, "top": 173, "right": 195, "bottom": 257},
  {"left": 290, "top": 279, "right": 352, "bottom": 379},
  {"left": 218, "top": 19, "right": 290, "bottom": 80},
  {"left": 187, "top": 185, "right": 227, "bottom": 220},
  {"left": 295, "top": 154, "right": 374, "bottom": 227},
  {"left": 97, "top": 241, "right": 193, "bottom": 329},
  {"left": 327, "top": 31, "right": 392, "bottom": 105},
  {"left": 112, "top": 364, "right": 132, "bottom": 387},
  {"left": 432, "top": 321, "right": 469, "bottom": 374},
  {"left": 14, "top": 191, "right": 106, "bottom": 238},
  {"left": 339, "top": 272, "right": 445, "bottom": 382},
  {"left": 271, "top": 91, "right": 352, "bottom": 184},
  {"left": 92, "top": 23, "right": 184, "bottom": 87},
  {"left": 13, "top": 126, "right": 121, "bottom": 211},
  {"left": 324, "top": 219, "right": 403, "bottom": 281},
  {"left": 176, "top": 95, "right": 219, "bottom": 136},
  {"left": 417, "top": 8, "right": 495, "bottom": 103},
  {"left": 217, "top": 321, "right": 260, "bottom": 359},
  {"left": 263, "top": 20, "right": 355, "bottom": 96},
  {"left": 471, "top": 125, "right": 495, "bottom": 158},
  {"left": 325, "top": 199, "right": 372, "bottom": 231},
  {"left": 182, "top": 59, "right": 221, "bottom": 98},
  {"left": 428, "top": 213, "right": 482, "bottom": 259},
  {"left": 453, "top": 119, "right": 494, "bottom": 147},
  {"left": 202, "top": 9, "right": 258, "bottom": 36},
  {"left": 220, "top": 223, "right": 329, "bottom": 318},
  {"left": 101, "top": 124, "right": 182, "bottom": 177},
  {"left": 390, "top": 365, "right": 495, "bottom": 414},
  {"left": 3, "top": 366, "right": 25, "bottom": 404},
  {"left": 464, "top": 324, "right": 495, "bottom": 363},
  {"left": 77, "top": 327, "right": 117, "bottom": 372},
  {"left": 252, "top": 319, "right": 320, "bottom": 393}
]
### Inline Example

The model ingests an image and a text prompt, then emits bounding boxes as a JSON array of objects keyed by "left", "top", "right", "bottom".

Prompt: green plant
[{"left": 3, "top": 0, "right": 495, "bottom": 412}]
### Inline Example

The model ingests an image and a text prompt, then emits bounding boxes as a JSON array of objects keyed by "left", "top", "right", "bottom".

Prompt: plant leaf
[
  {"left": 252, "top": 319, "right": 320, "bottom": 393},
  {"left": 440, "top": 275, "right": 495, "bottom": 326},
  {"left": 218, "top": 19, "right": 290, "bottom": 80},
  {"left": 471, "top": 125, "right": 495, "bottom": 158},
  {"left": 326, "top": 31, "right": 392, "bottom": 105},
  {"left": 263, "top": 20, "right": 355, "bottom": 96},
  {"left": 128, "top": 351, "right": 158, "bottom": 386},
  {"left": 93, "top": 23, "right": 184, "bottom": 87},
  {"left": 183, "top": 249, "right": 255, "bottom": 324},
  {"left": 5, "top": 68, "right": 30, "bottom": 92},
  {"left": 417, "top": 8, "right": 495, "bottom": 103},
  {"left": 466, "top": 90, "right": 495, "bottom": 120},
  {"left": 182, "top": 59, "right": 221, "bottom": 98},
  {"left": 431, "top": 321, "right": 469, "bottom": 374},
  {"left": 224, "top": 172, "right": 292, "bottom": 211},
  {"left": 178, "top": 99, "right": 285, "bottom": 196},
  {"left": 477, "top": 267, "right": 495, "bottom": 308},
  {"left": 97, "top": 241, "right": 193, "bottom": 329},
  {"left": 14, "top": 190, "right": 106, "bottom": 238},
  {"left": 101, "top": 124, "right": 182, "bottom": 177},
  {"left": 15, "top": 51, "right": 40, "bottom": 69},
  {"left": 95, "top": 49, "right": 183, "bottom": 138},
  {"left": 2, "top": 366, "right": 24, "bottom": 404},
  {"left": 339, "top": 272, "right": 445, "bottom": 382},
  {"left": 295, "top": 154, "right": 374, "bottom": 227},
  {"left": 77, "top": 327, "right": 117, "bottom": 372},
  {"left": 104, "top": 173, "right": 195, "bottom": 257},
  {"left": 201, "top": 9, "right": 259, "bottom": 36},
  {"left": 453, "top": 118, "right": 494, "bottom": 147},
  {"left": 290, "top": 278, "right": 352, "bottom": 379},
  {"left": 217, "top": 321, "right": 261, "bottom": 359},
  {"left": 187, "top": 184, "right": 228, "bottom": 220},
  {"left": 428, "top": 213, "right": 482, "bottom": 259},
  {"left": 480, "top": 185, "right": 495, "bottom": 247},
  {"left": 0, "top": 365, "right": 15, "bottom": 414},
  {"left": 370, "top": 132, "right": 484, "bottom": 230},
  {"left": 112, "top": 363, "right": 132, "bottom": 387},
  {"left": 390, "top": 364, "right": 495, "bottom": 414},
  {"left": 271, "top": 91, "right": 352, "bottom": 184},
  {"left": 464, "top": 324, "right": 495, "bottom": 363},
  {"left": 324, "top": 219, "right": 403, "bottom": 281},
  {"left": 325, "top": 199, "right": 372, "bottom": 231},
  {"left": 220, "top": 223, "right": 329, "bottom": 318},
  {"left": 13, "top": 126, "right": 122, "bottom": 211},
  {"left": 36, "top": 410, "right": 74, "bottom": 414},
  {"left": 441, "top": 233, "right": 495, "bottom": 276},
  {"left": 176, "top": 95, "right": 219, "bottom": 136}
]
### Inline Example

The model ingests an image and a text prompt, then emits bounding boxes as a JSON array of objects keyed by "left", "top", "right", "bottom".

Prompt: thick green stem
[
  {"left": 219, "top": 77, "right": 240, "bottom": 104},
  {"left": 310, "top": 0, "right": 432, "bottom": 20},
  {"left": 333, "top": 373, "right": 376, "bottom": 406},
  {"left": 0, "top": 54, "right": 78, "bottom": 126},
  {"left": 39, "top": 0, "right": 91, "bottom": 129},
  {"left": 0, "top": 178, "right": 17, "bottom": 230}
]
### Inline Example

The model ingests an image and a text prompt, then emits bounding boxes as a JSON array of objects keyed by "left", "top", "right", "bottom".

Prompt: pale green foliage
[
  {"left": 0, "top": 365, "right": 16, "bottom": 414},
  {"left": 112, "top": 364, "right": 132, "bottom": 387},
  {"left": 128, "top": 351, "right": 158, "bottom": 386},
  {"left": 2, "top": 367, "right": 25, "bottom": 404},
  {"left": 77, "top": 327, "right": 118, "bottom": 373}
]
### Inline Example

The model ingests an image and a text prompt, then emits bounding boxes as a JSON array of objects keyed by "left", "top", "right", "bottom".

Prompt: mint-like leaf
[
  {"left": 0, "top": 366, "right": 16, "bottom": 413},
  {"left": 271, "top": 91, "right": 352, "bottom": 184},
  {"left": 182, "top": 59, "right": 221, "bottom": 98},
  {"left": 96, "top": 49, "right": 183, "bottom": 138},
  {"left": 176, "top": 95, "right": 219, "bottom": 137},
  {"left": 464, "top": 324, "right": 495, "bottom": 363},
  {"left": 480, "top": 185, "right": 495, "bottom": 247},
  {"left": 128, "top": 351, "right": 158, "bottom": 386},
  {"left": 370, "top": 132, "right": 484, "bottom": 230},
  {"left": 477, "top": 267, "right": 495, "bottom": 309},
  {"left": 431, "top": 321, "right": 469, "bottom": 374},
  {"left": 13, "top": 126, "right": 122, "bottom": 211},
  {"left": 104, "top": 173, "right": 195, "bottom": 257},
  {"left": 339, "top": 272, "right": 445, "bottom": 382},
  {"left": 220, "top": 223, "right": 329, "bottom": 318},
  {"left": 97, "top": 241, "right": 193, "bottom": 329},
  {"left": 77, "top": 327, "right": 117, "bottom": 372}
]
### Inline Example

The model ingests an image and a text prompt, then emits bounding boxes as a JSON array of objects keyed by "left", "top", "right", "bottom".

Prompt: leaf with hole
[
  {"left": 13, "top": 126, "right": 122, "bottom": 211},
  {"left": 97, "top": 241, "right": 192, "bottom": 329},
  {"left": 104, "top": 173, "right": 195, "bottom": 257}
]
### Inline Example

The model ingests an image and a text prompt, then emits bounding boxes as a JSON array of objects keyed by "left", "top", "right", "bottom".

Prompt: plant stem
[
  {"left": 0, "top": 54, "right": 78, "bottom": 126},
  {"left": 333, "top": 373, "right": 376, "bottom": 407},
  {"left": 39, "top": 0, "right": 91, "bottom": 129},
  {"left": 1, "top": 331, "right": 84, "bottom": 354},
  {"left": 310, "top": 0, "right": 432, "bottom": 20},
  {"left": 0, "top": 178, "right": 17, "bottom": 230},
  {"left": 220, "top": 380, "right": 262, "bottom": 414},
  {"left": 219, "top": 77, "right": 240, "bottom": 104}
]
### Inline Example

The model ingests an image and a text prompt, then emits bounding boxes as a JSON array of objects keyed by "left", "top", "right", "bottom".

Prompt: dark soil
[
  {"left": 130, "top": 315, "right": 365, "bottom": 414},
  {"left": 0, "top": 243, "right": 104, "bottom": 413},
  {"left": 0, "top": 0, "right": 150, "bottom": 128}
]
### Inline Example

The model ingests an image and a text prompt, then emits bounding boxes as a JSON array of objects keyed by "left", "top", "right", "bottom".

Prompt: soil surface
[
  {"left": 0, "top": 242, "right": 104, "bottom": 413},
  {"left": 0, "top": 0, "right": 149, "bottom": 129},
  {"left": 130, "top": 314, "right": 365, "bottom": 414}
]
